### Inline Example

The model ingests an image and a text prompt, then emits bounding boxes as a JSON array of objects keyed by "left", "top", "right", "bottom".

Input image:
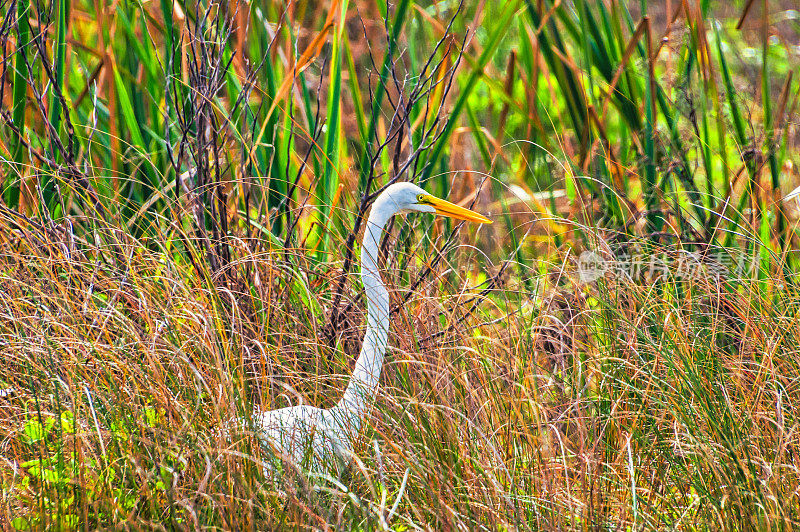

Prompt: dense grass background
[{"left": 0, "top": 0, "right": 799, "bottom": 528}]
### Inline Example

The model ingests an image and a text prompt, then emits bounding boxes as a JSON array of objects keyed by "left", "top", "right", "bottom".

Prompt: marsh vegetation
[{"left": 0, "top": 0, "right": 799, "bottom": 528}]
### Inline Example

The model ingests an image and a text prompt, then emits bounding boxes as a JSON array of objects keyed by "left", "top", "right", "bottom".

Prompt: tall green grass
[{"left": 2, "top": 0, "right": 797, "bottom": 264}]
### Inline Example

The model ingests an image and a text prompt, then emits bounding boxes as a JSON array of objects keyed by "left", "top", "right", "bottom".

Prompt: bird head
[{"left": 377, "top": 182, "right": 492, "bottom": 224}]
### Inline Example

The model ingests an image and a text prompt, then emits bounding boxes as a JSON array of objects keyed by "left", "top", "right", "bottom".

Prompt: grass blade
[{"left": 7, "top": 0, "right": 31, "bottom": 207}]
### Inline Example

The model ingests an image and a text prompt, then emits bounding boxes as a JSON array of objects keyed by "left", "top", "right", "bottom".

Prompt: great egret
[{"left": 241, "top": 182, "right": 491, "bottom": 475}]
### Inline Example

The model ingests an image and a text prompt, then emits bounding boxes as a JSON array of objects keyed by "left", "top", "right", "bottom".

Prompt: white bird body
[
  {"left": 249, "top": 405, "right": 353, "bottom": 475},
  {"left": 240, "top": 183, "right": 490, "bottom": 476}
]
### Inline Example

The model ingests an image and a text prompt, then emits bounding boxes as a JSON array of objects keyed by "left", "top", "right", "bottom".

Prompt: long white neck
[{"left": 334, "top": 203, "right": 394, "bottom": 432}]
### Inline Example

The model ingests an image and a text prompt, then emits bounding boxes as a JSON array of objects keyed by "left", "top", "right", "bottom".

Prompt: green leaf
[
  {"left": 22, "top": 417, "right": 54, "bottom": 443},
  {"left": 112, "top": 65, "right": 146, "bottom": 152},
  {"left": 7, "top": 0, "right": 31, "bottom": 206}
]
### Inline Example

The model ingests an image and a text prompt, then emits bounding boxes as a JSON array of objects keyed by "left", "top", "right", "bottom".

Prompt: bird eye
[{"left": 417, "top": 194, "right": 426, "bottom": 203}]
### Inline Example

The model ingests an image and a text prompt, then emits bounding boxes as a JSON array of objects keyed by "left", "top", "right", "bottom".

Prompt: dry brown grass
[{"left": 0, "top": 207, "right": 798, "bottom": 530}]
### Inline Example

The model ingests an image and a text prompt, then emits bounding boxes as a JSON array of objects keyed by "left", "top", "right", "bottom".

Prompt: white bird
[{"left": 239, "top": 182, "right": 491, "bottom": 476}]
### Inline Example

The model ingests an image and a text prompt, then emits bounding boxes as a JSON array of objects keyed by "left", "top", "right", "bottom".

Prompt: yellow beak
[{"left": 421, "top": 195, "right": 492, "bottom": 224}]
